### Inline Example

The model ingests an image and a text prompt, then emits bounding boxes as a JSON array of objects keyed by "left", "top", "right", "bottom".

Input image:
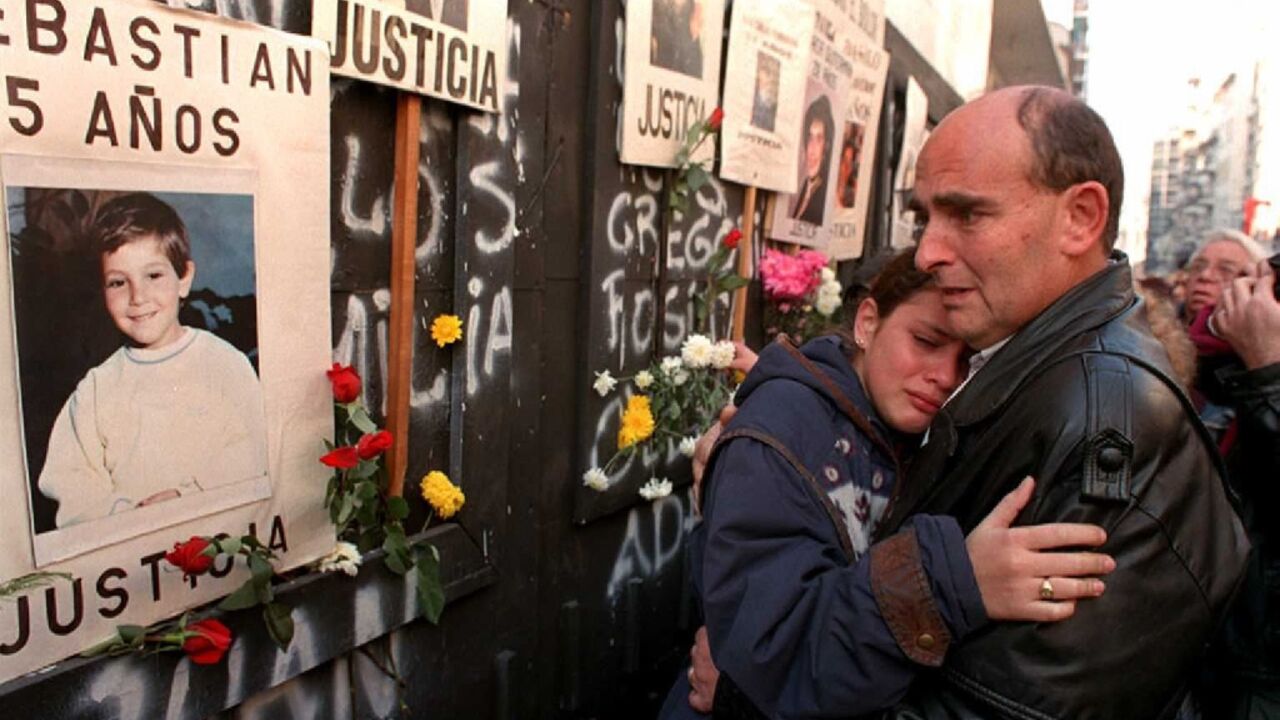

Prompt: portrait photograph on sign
[
  {"left": 750, "top": 52, "right": 781, "bottom": 132},
  {"left": 767, "top": 76, "right": 842, "bottom": 249},
  {"left": 835, "top": 120, "right": 866, "bottom": 209},
  {"left": 650, "top": 0, "right": 705, "bottom": 78},
  {"left": 620, "top": 0, "right": 725, "bottom": 167},
  {"left": 4, "top": 176, "right": 269, "bottom": 565}
]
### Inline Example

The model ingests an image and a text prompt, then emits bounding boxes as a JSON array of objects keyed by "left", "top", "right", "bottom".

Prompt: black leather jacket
[
  {"left": 875, "top": 260, "right": 1251, "bottom": 720},
  {"left": 1211, "top": 359, "right": 1280, "bottom": 687}
]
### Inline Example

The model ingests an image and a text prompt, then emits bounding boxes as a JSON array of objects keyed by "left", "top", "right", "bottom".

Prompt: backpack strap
[{"left": 708, "top": 427, "right": 856, "bottom": 563}]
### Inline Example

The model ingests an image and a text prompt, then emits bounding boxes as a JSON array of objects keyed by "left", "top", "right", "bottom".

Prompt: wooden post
[
  {"left": 730, "top": 185, "right": 757, "bottom": 342},
  {"left": 385, "top": 93, "right": 422, "bottom": 497}
]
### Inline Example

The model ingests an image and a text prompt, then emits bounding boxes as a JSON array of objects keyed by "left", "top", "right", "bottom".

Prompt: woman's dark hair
[
  {"left": 866, "top": 247, "right": 934, "bottom": 317},
  {"left": 834, "top": 247, "right": 934, "bottom": 354}
]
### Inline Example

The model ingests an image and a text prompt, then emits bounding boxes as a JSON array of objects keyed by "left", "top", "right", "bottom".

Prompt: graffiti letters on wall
[{"left": 0, "top": 0, "right": 334, "bottom": 682}]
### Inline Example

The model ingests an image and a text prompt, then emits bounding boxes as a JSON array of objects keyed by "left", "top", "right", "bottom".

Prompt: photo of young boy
[{"left": 5, "top": 187, "right": 268, "bottom": 550}]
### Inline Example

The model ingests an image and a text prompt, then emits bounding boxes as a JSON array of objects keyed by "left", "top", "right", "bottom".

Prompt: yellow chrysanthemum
[
  {"left": 430, "top": 314, "right": 464, "bottom": 347},
  {"left": 420, "top": 471, "right": 465, "bottom": 519},
  {"left": 617, "top": 395, "right": 655, "bottom": 450}
]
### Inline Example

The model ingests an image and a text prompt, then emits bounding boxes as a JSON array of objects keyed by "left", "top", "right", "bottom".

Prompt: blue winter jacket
[{"left": 697, "top": 336, "right": 988, "bottom": 719}]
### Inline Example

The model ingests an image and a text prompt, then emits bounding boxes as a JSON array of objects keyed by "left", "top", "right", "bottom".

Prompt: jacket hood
[{"left": 736, "top": 335, "right": 890, "bottom": 439}]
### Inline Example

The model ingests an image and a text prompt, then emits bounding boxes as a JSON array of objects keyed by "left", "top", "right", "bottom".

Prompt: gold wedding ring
[{"left": 1039, "top": 578, "right": 1055, "bottom": 601}]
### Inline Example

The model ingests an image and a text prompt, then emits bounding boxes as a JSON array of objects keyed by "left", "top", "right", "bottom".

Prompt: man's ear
[{"left": 1058, "top": 180, "right": 1109, "bottom": 258}]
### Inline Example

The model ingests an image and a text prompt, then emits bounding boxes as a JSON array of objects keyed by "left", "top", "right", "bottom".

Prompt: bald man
[{"left": 873, "top": 86, "right": 1250, "bottom": 719}]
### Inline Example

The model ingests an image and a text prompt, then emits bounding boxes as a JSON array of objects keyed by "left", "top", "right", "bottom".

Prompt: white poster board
[
  {"left": 827, "top": 21, "right": 889, "bottom": 260},
  {"left": 313, "top": 0, "right": 509, "bottom": 113},
  {"left": 0, "top": 0, "right": 333, "bottom": 682},
  {"left": 717, "top": 0, "right": 815, "bottom": 193},
  {"left": 620, "top": 0, "right": 727, "bottom": 168},
  {"left": 890, "top": 77, "right": 928, "bottom": 248},
  {"left": 766, "top": 0, "right": 861, "bottom": 249}
]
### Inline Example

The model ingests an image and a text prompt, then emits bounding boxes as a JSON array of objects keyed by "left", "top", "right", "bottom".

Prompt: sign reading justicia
[{"left": 312, "top": 0, "right": 509, "bottom": 114}]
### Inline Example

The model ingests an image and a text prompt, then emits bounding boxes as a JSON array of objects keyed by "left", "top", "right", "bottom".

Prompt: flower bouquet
[
  {"left": 320, "top": 362, "right": 465, "bottom": 625},
  {"left": 759, "top": 248, "right": 844, "bottom": 344}
]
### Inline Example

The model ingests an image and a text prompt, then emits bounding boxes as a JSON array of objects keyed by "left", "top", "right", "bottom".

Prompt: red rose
[
  {"left": 183, "top": 619, "right": 232, "bottom": 665},
  {"left": 321, "top": 446, "right": 361, "bottom": 469},
  {"left": 707, "top": 107, "right": 724, "bottom": 131},
  {"left": 723, "top": 228, "right": 742, "bottom": 249},
  {"left": 165, "top": 537, "right": 214, "bottom": 579},
  {"left": 356, "top": 430, "right": 393, "bottom": 459},
  {"left": 326, "top": 363, "right": 361, "bottom": 403}
]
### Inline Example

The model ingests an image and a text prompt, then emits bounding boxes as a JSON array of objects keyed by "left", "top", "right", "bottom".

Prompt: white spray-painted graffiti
[{"left": 606, "top": 493, "right": 697, "bottom": 602}]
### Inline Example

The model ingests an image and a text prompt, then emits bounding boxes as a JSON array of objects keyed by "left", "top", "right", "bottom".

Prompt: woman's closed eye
[{"left": 913, "top": 334, "right": 941, "bottom": 349}]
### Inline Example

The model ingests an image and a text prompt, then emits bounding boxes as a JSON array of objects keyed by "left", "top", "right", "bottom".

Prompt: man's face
[
  {"left": 910, "top": 96, "right": 1070, "bottom": 350},
  {"left": 804, "top": 119, "right": 826, "bottom": 179}
]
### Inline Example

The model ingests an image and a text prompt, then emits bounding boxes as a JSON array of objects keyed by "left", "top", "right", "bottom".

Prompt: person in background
[
  {"left": 1192, "top": 258, "right": 1280, "bottom": 719},
  {"left": 1182, "top": 229, "right": 1267, "bottom": 324},
  {"left": 1181, "top": 230, "right": 1269, "bottom": 441}
]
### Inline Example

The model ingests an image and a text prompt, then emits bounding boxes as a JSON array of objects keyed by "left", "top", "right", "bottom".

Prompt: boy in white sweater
[{"left": 38, "top": 193, "right": 268, "bottom": 528}]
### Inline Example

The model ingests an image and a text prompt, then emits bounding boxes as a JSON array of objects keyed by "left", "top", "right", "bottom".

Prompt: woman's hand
[
  {"left": 966, "top": 477, "right": 1115, "bottom": 622},
  {"left": 692, "top": 403, "right": 737, "bottom": 514}
]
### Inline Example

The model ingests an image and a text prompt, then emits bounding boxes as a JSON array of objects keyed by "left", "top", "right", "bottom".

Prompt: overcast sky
[{"left": 1039, "top": 0, "right": 1277, "bottom": 244}]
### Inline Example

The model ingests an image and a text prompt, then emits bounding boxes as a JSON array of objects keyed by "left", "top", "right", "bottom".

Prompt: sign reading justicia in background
[{"left": 312, "top": 0, "right": 509, "bottom": 114}]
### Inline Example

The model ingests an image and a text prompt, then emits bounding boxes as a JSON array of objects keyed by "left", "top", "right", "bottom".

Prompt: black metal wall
[{"left": 0, "top": 1, "right": 951, "bottom": 717}]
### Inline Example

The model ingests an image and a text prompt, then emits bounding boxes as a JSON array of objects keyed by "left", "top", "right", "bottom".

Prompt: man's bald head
[{"left": 1010, "top": 86, "right": 1124, "bottom": 252}]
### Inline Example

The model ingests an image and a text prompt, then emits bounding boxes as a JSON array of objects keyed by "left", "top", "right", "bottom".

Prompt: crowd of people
[{"left": 657, "top": 85, "right": 1280, "bottom": 719}]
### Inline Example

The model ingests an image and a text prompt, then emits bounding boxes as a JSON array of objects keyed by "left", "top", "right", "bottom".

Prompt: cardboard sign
[
  {"left": 717, "top": 0, "right": 815, "bottom": 193},
  {"left": 620, "top": 0, "right": 726, "bottom": 168},
  {"left": 313, "top": 0, "right": 509, "bottom": 113},
  {"left": 0, "top": 0, "right": 334, "bottom": 682}
]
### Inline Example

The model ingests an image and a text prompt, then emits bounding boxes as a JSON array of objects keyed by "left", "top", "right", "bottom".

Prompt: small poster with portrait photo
[
  {"left": 2, "top": 159, "right": 269, "bottom": 567},
  {"left": 718, "top": 0, "right": 814, "bottom": 192},
  {"left": 767, "top": 77, "right": 846, "bottom": 249},
  {"left": 621, "top": 0, "right": 727, "bottom": 168}
]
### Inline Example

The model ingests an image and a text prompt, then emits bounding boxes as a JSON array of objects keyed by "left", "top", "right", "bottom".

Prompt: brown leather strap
[
  {"left": 711, "top": 427, "right": 856, "bottom": 563},
  {"left": 868, "top": 528, "right": 952, "bottom": 666}
]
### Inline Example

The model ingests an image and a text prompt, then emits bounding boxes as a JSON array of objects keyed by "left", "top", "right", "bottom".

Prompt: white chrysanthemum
[
  {"left": 593, "top": 370, "right": 617, "bottom": 397},
  {"left": 679, "top": 436, "right": 697, "bottom": 457},
  {"left": 815, "top": 279, "right": 842, "bottom": 317},
  {"left": 671, "top": 368, "right": 690, "bottom": 386},
  {"left": 638, "top": 477, "right": 673, "bottom": 500},
  {"left": 681, "top": 334, "right": 715, "bottom": 368},
  {"left": 820, "top": 266, "right": 836, "bottom": 283},
  {"left": 710, "top": 340, "right": 737, "bottom": 370},
  {"left": 583, "top": 467, "right": 609, "bottom": 491},
  {"left": 317, "top": 541, "right": 362, "bottom": 577},
  {"left": 660, "top": 356, "right": 683, "bottom": 376},
  {"left": 634, "top": 370, "right": 654, "bottom": 390},
  {"left": 816, "top": 292, "right": 842, "bottom": 317}
]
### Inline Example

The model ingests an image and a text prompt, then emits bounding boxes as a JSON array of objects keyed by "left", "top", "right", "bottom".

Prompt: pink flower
[{"left": 760, "top": 249, "right": 826, "bottom": 301}]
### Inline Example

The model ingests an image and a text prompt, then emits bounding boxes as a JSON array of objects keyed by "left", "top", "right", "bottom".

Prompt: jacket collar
[{"left": 945, "top": 254, "right": 1137, "bottom": 426}]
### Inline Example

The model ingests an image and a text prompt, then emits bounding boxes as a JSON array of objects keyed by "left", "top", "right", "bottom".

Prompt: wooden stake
[
  {"left": 730, "top": 185, "right": 757, "bottom": 342},
  {"left": 386, "top": 93, "right": 422, "bottom": 497}
]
